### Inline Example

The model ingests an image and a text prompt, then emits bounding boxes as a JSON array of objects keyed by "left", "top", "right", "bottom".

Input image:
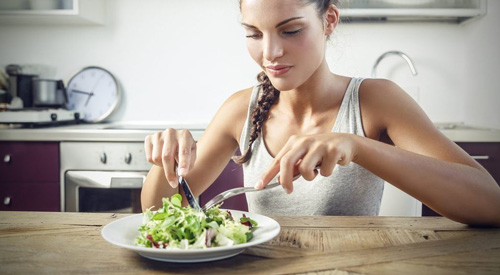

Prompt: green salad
[{"left": 135, "top": 194, "right": 258, "bottom": 249}]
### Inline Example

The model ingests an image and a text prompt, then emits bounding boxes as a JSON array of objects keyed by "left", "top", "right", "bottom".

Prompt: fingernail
[
  {"left": 284, "top": 187, "right": 292, "bottom": 194},
  {"left": 255, "top": 180, "right": 263, "bottom": 189},
  {"left": 178, "top": 168, "right": 187, "bottom": 177}
]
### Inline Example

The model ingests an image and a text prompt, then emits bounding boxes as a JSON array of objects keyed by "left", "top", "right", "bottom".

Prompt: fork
[{"left": 202, "top": 165, "right": 320, "bottom": 211}]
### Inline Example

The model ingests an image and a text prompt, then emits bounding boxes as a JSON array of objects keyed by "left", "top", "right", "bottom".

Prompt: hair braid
[{"left": 233, "top": 72, "right": 280, "bottom": 164}]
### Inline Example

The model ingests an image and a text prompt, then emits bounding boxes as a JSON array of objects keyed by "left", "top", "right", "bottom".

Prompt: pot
[
  {"left": 32, "top": 79, "right": 67, "bottom": 108},
  {"left": 8, "top": 74, "right": 38, "bottom": 108}
]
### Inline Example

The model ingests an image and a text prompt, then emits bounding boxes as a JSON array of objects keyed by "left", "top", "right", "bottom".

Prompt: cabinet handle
[
  {"left": 3, "top": 197, "right": 11, "bottom": 206},
  {"left": 472, "top": 155, "right": 489, "bottom": 160},
  {"left": 3, "top": 154, "right": 11, "bottom": 163}
]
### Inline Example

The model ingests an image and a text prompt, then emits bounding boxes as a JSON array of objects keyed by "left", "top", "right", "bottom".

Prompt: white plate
[{"left": 101, "top": 210, "right": 281, "bottom": 263}]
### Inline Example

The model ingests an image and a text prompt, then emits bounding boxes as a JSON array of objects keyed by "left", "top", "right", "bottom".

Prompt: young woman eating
[{"left": 141, "top": 0, "right": 500, "bottom": 226}]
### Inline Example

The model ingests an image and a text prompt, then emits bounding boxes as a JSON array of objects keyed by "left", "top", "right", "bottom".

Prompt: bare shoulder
[
  {"left": 358, "top": 78, "right": 413, "bottom": 113},
  {"left": 222, "top": 86, "right": 254, "bottom": 114},
  {"left": 358, "top": 78, "right": 428, "bottom": 132},
  {"left": 205, "top": 86, "right": 254, "bottom": 143},
  {"left": 355, "top": 79, "right": 412, "bottom": 140},
  {"left": 217, "top": 86, "right": 253, "bottom": 125},
  {"left": 358, "top": 78, "right": 480, "bottom": 168}
]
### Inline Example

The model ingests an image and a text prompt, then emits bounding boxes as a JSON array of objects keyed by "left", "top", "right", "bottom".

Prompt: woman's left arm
[{"left": 356, "top": 79, "right": 500, "bottom": 226}]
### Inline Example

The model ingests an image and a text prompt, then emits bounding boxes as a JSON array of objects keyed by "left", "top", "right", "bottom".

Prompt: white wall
[
  {"left": 0, "top": 0, "right": 498, "bottom": 129},
  {"left": 463, "top": 0, "right": 500, "bottom": 129}
]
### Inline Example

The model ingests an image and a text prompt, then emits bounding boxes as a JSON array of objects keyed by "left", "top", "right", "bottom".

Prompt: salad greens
[{"left": 135, "top": 194, "right": 258, "bottom": 249}]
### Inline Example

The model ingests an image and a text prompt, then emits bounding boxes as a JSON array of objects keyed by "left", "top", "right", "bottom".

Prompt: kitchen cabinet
[
  {"left": 340, "top": 0, "right": 486, "bottom": 24},
  {"left": 199, "top": 159, "right": 248, "bottom": 211},
  {"left": 0, "top": 142, "right": 60, "bottom": 211},
  {"left": 0, "top": 0, "right": 104, "bottom": 25},
  {"left": 422, "top": 142, "right": 500, "bottom": 216}
]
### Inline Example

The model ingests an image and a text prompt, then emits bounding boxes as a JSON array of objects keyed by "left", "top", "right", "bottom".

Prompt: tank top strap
[
  {"left": 332, "top": 77, "right": 366, "bottom": 137},
  {"left": 240, "top": 85, "right": 261, "bottom": 153}
]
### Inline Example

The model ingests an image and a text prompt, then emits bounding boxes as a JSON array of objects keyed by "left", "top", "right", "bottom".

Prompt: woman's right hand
[{"left": 144, "top": 128, "right": 197, "bottom": 188}]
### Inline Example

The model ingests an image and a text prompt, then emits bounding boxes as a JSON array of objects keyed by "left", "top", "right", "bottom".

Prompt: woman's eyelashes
[
  {"left": 282, "top": 29, "right": 302, "bottom": 36},
  {"left": 246, "top": 33, "right": 262, "bottom": 39},
  {"left": 245, "top": 29, "right": 303, "bottom": 39}
]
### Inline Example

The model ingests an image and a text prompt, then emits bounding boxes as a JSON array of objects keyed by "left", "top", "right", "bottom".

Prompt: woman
[{"left": 141, "top": 0, "right": 500, "bottom": 226}]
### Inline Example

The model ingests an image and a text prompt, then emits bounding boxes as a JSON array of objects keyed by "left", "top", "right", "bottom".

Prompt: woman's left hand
[{"left": 256, "top": 133, "right": 361, "bottom": 193}]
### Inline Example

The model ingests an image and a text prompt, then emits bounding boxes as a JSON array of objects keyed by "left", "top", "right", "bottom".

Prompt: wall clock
[{"left": 66, "top": 66, "right": 121, "bottom": 122}]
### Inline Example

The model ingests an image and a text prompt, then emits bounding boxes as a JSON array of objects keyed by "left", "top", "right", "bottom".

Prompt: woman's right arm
[
  {"left": 140, "top": 88, "right": 252, "bottom": 211},
  {"left": 140, "top": 165, "right": 177, "bottom": 212}
]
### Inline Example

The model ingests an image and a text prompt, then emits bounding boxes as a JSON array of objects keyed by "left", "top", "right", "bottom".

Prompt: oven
[
  {"left": 60, "top": 141, "right": 151, "bottom": 213},
  {"left": 59, "top": 127, "right": 247, "bottom": 213}
]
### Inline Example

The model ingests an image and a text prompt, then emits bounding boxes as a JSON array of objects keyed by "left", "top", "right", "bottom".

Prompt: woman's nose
[{"left": 263, "top": 35, "right": 284, "bottom": 62}]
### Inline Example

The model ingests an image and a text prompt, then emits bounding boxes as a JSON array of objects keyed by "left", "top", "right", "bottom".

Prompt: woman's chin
[{"left": 268, "top": 78, "right": 298, "bottom": 92}]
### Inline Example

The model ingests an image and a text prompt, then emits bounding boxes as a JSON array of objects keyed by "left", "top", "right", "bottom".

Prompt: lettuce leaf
[{"left": 135, "top": 195, "right": 258, "bottom": 249}]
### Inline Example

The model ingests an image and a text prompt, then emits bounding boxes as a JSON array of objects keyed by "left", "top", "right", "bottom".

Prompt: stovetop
[{"left": 0, "top": 108, "right": 81, "bottom": 127}]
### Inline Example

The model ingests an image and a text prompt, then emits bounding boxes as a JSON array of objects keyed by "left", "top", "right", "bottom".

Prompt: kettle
[{"left": 32, "top": 79, "right": 67, "bottom": 108}]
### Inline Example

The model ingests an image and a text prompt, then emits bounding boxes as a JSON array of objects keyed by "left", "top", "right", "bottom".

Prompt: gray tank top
[{"left": 239, "top": 77, "right": 384, "bottom": 216}]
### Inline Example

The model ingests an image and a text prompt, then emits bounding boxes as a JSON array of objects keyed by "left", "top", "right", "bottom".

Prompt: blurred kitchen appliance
[
  {"left": 341, "top": 0, "right": 486, "bottom": 23},
  {"left": 59, "top": 124, "right": 246, "bottom": 213},
  {"left": 0, "top": 108, "right": 80, "bottom": 126},
  {"left": 6, "top": 64, "right": 39, "bottom": 108},
  {"left": 5, "top": 64, "right": 21, "bottom": 98},
  {"left": 0, "top": 70, "right": 9, "bottom": 105},
  {"left": 13, "top": 75, "right": 37, "bottom": 108},
  {"left": 32, "top": 79, "right": 67, "bottom": 108},
  {"left": 0, "top": 90, "right": 10, "bottom": 105},
  {"left": 16, "top": 74, "right": 37, "bottom": 108},
  {"left": 61, "top": 142, "right": 150, "bottom": 213},
  {"left": 2, "top": 65, "right": 79, "bottom": 126}
]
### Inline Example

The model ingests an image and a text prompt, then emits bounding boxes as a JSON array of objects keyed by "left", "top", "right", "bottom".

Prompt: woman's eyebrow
[
  {"left": 275, "top": 16, "right": 303, "bottom": 27},
  {"left": 241, "top": 16, "right": 304, "bottom": 29}
]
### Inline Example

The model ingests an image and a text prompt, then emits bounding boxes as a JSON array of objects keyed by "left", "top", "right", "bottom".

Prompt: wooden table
[{"left": 1, "top": 212, "right": 500, "bottom": 274}]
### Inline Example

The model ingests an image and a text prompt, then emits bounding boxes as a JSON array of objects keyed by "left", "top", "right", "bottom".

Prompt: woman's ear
[{"left": 324, "top": 4, "right": 339, "bottom": 35}]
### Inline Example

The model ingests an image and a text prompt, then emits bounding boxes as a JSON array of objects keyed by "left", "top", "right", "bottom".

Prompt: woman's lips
[{"left": 266, "top": 65, "right": 292, "bottom": 76}]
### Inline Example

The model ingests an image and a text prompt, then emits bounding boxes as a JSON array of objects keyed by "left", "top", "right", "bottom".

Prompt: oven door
[{"left": 65, "top": 171, "right": 147, "bottom": 213}]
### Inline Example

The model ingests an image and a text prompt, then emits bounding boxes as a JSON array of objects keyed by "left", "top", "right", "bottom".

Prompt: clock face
[{"left": 66, "top": 67, "right": 120, "bottom": 122}]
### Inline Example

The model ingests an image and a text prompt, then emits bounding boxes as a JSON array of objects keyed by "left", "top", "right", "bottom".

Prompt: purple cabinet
[
  {"left": 458, "top": 142, "right": 500, "bottom": 183},
  {"left": 0, "top": 142, "right": 60, "bottom": 211},
  {"left": 199, "top": 160, "right": 248, "bottom": 211},
  {"left": 422, "top": 142, "right": 500, "bottom": 216}
]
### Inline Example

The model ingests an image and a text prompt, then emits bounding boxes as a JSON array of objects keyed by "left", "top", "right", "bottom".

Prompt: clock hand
[
  {"left": 84, "top": 92, "right": 94, "bottom": 107},
  {"left": 71, "top": 89, "right": 91, "bottom": 95},
  {"left": 82, "top": 75, "right": 103, "bottom": 107},
  {"left": 91, "top": 75, "right": 104, "bottom": 93}
]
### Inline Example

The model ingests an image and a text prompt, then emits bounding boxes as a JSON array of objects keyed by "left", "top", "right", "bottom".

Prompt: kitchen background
[
  {"left": 0, "top": 0, "right": 499, "bottom": 129},
  {"left": 1, "top": 0, "right": 499, "bottom": 216}
]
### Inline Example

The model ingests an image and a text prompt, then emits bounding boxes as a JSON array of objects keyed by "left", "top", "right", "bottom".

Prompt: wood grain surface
[{"left": 1, "top": 211, "right": 499, "bottom": 274}]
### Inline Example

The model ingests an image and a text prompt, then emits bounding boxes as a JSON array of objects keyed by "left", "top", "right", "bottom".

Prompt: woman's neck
[{"left": 277, "top": 61, "right": 346, "bottom": 124}]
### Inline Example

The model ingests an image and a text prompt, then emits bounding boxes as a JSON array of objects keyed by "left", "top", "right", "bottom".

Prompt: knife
[{"left": 179, "top": 177, "right": 203, "bottom": 212}]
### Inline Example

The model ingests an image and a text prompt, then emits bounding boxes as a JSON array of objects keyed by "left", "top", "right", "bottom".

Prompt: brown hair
[
  {"left": 233, "top": 72, "right": 280, "bottom": 164},
  {"left": 234, "top": 0, "right": 338, "bottom": 164}
]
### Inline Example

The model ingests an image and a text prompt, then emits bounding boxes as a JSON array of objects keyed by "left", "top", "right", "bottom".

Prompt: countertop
[
  {"left": 0, "top": 121, "right": 207, "bottom": 142},
  {"left": 0, "top": 121, "right": 500, "bottom": 142},
  {"left": 435, "top": 123, "right": 500, "bottom": 142},
  {"left": 1, "top": 211, "right": 499, "bottom": 274}
]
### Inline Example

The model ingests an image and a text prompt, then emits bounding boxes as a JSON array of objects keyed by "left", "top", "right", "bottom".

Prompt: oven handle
[{"left": 65, "top": 171, "right": 147, "bottom": 189}]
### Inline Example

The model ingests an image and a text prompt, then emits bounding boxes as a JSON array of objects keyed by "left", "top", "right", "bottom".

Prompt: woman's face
[{"left": 241, "top": 0, "right": 329, "bottom": 91}]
